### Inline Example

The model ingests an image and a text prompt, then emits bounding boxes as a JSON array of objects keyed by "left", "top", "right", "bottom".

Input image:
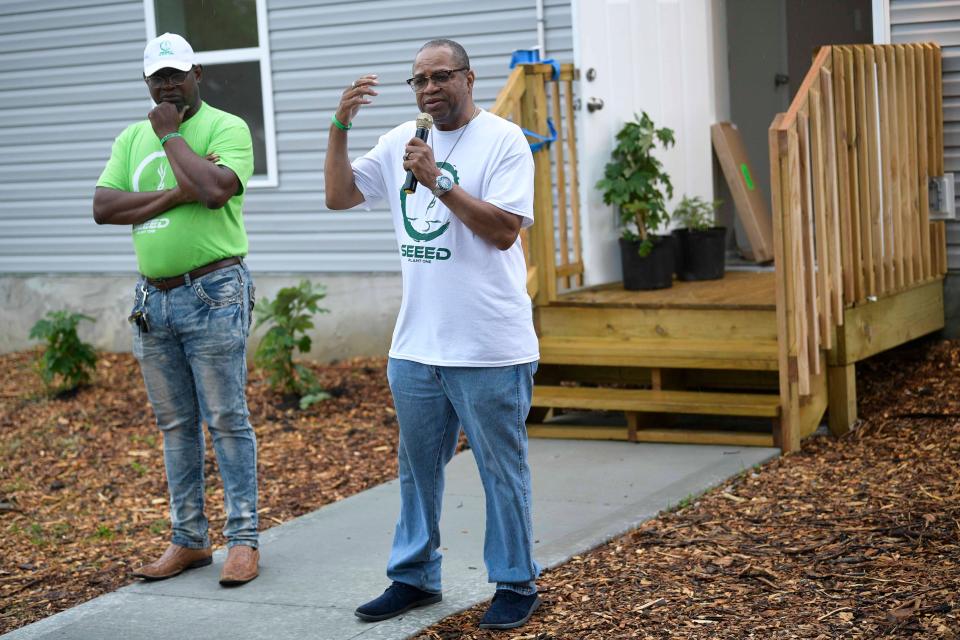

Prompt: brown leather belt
[{"left": 145, "top": 257, "right": 243, "bottom": 291}]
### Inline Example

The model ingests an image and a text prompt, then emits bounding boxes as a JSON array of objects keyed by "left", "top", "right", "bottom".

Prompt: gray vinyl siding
[
  {"left": 891, "top": 0, "right": 960, "bottom": 270},
  {"left": 0, "top": 0, "right": 573, "bottom": 274}
]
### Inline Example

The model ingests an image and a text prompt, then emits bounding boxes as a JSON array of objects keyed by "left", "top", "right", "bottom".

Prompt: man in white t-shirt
[{"left": 324, "top": 39, "right": 541, "bottom": 630}]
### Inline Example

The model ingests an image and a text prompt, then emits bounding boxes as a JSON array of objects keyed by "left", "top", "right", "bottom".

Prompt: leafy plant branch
[
  {"left": 253, "top": 280, "right": 330, "bottom": 410},
  {"left": 596, "top": 112, "right": 675, "bottom": 256}
]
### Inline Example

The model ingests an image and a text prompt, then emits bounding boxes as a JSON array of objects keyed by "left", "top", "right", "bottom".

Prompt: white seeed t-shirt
[{"left": 352, "top": 109, "right": 540, "bottom": 367}]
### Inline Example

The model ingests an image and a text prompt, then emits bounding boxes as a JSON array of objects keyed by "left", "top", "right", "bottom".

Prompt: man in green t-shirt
[{"left": 94, "top": 32, "right": 259, "bottom": 586}]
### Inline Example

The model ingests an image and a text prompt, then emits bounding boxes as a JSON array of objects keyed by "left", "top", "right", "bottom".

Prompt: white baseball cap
[{"left": 143, "top": 32, "right": 196, "bottom": 77}]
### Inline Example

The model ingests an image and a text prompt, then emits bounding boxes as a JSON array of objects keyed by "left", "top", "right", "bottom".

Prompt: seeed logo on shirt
[{"left": 400, "top": 161, "right": 458, "bottom": 245}]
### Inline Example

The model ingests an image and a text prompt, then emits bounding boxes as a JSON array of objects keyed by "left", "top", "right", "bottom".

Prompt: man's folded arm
[
  {"left": 162, "top": 140, "right": 240, "bottom": 210},
  {"left": 92, "top": 186, "right": 190, "bottom": 226}
]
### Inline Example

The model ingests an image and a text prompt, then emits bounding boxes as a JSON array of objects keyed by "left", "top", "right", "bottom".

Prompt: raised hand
[
  {"left": 148, "top": 102, "right": 188, "bottom": 139},
  {"left": 335, "top": 74, "right": 379, "bottom": 128}
]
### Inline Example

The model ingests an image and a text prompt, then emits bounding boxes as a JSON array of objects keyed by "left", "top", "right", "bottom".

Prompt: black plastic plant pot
[
  {"left": 671, "top": 228, "right": 687, "bottom": 276},
  {"left": 619, "top": 236, "right": 674, "bottom": 290},
  {"left": 676, "top": 226, "right": 727, "bottom": 281}
]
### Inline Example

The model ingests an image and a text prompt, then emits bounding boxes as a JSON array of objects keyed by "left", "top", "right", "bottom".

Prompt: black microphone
[{"left": 403, "top": 112, "right": 434, "bottom": 194}]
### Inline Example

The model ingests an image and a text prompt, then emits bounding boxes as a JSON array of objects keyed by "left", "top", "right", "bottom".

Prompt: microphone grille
[{"left": 416, "top": 113, "right": 434, "bottom": 129}]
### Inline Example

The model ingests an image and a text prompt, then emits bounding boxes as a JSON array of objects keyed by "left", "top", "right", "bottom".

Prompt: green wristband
[
  {"left": 331, "top": 114, "right": 352, "bottom": 131},
  {"left": 159, "top": 132, "right": 182, "bottom": 146}
]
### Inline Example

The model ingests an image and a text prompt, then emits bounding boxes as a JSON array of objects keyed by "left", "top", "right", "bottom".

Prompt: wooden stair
[
  {"left": 529, "top": 276, "right": 786, "bottom": 448},
  {"left": 528, "top": 385, "right": 780, "bottom": 447},
  {"left": 538, "top": 336, "right": 779, "bottom": 371},
  {"left": 532, "top": 386, "right": 781, "bottom": 417}
]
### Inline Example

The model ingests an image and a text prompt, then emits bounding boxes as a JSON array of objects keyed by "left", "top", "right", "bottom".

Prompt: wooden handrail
[
  {"left": 490, "top": 66, "right": 526, "bottom": 116},
  {"left": 489, "top": 63, "right": 583, "bottom": 304},
  {"left": 769, "top": 43, "right": 946, "bottom": 450}
]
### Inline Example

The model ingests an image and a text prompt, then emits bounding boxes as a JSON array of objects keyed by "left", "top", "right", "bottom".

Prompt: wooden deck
[
  {"left": 529, "top": 271, "right": 944, "bottom": 449},
  {"left": 499, "top": 53, "right": 947, "bottom": 452},
  {"left": 554, "top": 270, "right": 776, "bottom": 310}
]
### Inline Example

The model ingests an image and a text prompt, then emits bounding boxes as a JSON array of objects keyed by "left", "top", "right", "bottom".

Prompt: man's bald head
[{"left": 415, "top": 39, "right": 470, "bottom": 72}]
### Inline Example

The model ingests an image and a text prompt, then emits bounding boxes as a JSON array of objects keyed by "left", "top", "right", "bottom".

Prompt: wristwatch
[{"left": 431, "top": 174, "right": 454, "bottom": 197}]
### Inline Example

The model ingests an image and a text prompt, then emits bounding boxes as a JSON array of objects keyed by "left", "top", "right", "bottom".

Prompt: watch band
[{"left": 432, "top": 175, "right": 453, "bottom": 197}]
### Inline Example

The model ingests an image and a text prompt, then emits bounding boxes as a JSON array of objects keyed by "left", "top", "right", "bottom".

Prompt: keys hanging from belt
[{"left": 128, "top": 284, "right": 151, "bottom": 334}]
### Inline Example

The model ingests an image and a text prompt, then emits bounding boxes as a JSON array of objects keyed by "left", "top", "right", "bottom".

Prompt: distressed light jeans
[
  {"left": 132, "top": 262, "right": 258, "bottom": 549},
  {"left": 385, "top": 357, "right": 541, "bottom": 595}
]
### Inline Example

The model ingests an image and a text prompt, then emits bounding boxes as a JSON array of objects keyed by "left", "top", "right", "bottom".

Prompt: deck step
[
  {"left": 538, "top": 336, "right": 779, "bottom": 371},
  {"left": 526, "top": 424, "right": 775, "bottom": 447},
  {"left": 532, "top": 385, "right": 781, "bottom": 418}
]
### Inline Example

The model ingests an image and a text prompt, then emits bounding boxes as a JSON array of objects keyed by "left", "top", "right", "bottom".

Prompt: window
[{"left": 144, "top": 0, "right": 278, "bottom": 188}]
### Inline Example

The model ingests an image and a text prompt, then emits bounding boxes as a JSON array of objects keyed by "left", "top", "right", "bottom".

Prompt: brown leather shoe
[
  {"left": 132, "top": 544, "right": 212, "bottom": 581},
  {"left": 219, "top": 545, "right": 259, "bottom": 586}
]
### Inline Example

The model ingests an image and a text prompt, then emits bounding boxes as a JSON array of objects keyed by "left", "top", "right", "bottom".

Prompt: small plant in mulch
[
  {"left": 253, "top": 280, "right": 331, "bottom": 410},
  {"left": 28, "top": 310, "right": 97, "bottom": 398}
]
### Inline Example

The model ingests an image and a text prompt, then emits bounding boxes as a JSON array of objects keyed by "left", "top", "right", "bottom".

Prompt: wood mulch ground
[
  {"left": 419, "top": 339, "right": 960, "bottom": 639},
  {"left": 0, "top": 350, "right": 398, "bottom": 634},
  {"left": 2, "top": 339, "right": 959, "bottom": 637}
]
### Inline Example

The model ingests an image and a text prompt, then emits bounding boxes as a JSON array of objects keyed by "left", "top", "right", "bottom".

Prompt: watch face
[{"left": 436, "top": 175, "right": 453, "bottom": 191}]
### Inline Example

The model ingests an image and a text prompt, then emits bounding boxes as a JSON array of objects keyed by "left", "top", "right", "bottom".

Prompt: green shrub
[
  {"left": 254, "top": 280, "right": 331, "bottom": 409},
  {"left": 596, "top": 112, "right": 675, "bottom": 256},
  {"left": 29, "top": 310, "right": 97, "bottom": 396},
  {"left": 673, "top": 196, "right": 722, "bottom": 231}
]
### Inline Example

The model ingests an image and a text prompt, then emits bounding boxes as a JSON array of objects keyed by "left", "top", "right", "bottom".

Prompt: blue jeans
[
  {"left": 131, "top": 262, "right": 258, "bottom": 549},
  {"left": 385, "top": 357, "right": 540, "bottom": 595}
]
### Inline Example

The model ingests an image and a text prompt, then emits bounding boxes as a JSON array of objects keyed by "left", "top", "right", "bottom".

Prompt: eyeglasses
[
  {"left": 144, "top": 69, "right": 192, "bottom": 89},
  {"left": 406, "top": 68, "right": 469, "bottom": 92}
]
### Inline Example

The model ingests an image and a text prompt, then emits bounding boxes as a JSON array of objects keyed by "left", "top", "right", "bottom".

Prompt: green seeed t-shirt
[{"left": 96, "top": 102, "right": 254, "bottom": 278}]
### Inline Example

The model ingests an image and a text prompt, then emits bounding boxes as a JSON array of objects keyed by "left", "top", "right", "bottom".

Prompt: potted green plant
[
  {"left": 596, "top": 112, "right": 676, "bottom": 290},
  {"left": 672, "top": 196, "right": 726, "bottom": 281}
]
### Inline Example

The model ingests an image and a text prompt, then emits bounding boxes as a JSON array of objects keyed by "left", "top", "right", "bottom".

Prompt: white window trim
[
  {"left": 872, "top": 0, "right": 892, "bottom": 44},
  {"left": 143, "top": 0, "right": 278, "bottom": 188}
]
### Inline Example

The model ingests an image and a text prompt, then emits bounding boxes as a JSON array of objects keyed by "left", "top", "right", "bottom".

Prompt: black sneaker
[
  {"left": 478, "top": 590, "right": 541, "bottom": 630},
  {"left": 355, "top": 581, "right": 442, "bottom": 622}
]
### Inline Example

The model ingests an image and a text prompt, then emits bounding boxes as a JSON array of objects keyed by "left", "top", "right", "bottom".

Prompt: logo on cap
[{"left": 159, "top": 40, "right": 174, "bottom": 56}]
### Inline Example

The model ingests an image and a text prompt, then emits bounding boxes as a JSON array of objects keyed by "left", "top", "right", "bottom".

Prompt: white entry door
[{"left": 573, "top": 0, "right": 725, "bottom": 285}]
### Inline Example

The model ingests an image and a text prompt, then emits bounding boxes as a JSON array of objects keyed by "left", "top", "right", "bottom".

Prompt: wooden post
[
  {"left": 521, "top": 66, "right": 558, "bottom": 305},
  {"left": 863, "top": 47, "right": 884, "bottom": 296},
  {"left": 915, "top": 44, "right": 932, "bottom": 280},
  {"left": 809, "top": 86, "right": 833, "bottom": 349},
  {"left": 843, "top": 47, "right": 865, "bottom": 302},
  {"left": 550, "top": 79, "right": 570, "bottom": 289},
  {"left": 933, "top": 44, "right": 944, "bottom": 176},
  {"left": 853, "top": 47, "right": 876, "bottom": 297},
  {"left": 832, "top": 49, "right": 853, "bottom": 305},
  {"left": 827, "top": 364, "right": 857, "bottom": 436},
  {"left": 787, "top": 129, "right": 811, "bottom": 396},
  {"left": 797, "top": 109, "right": 821, "bottom": 376},
  {"left": 876, "top": 46, "right": 896, "bottom": 289},
  {"left": 886, "top": 46, "right": 906, "bottom": 291},
  {"left": 562, "top": 66, "right": 584, "bottom": 287},
  {"left": 770, "top": 116, "right": 802, "bottom": 453},
  {"left": 896, "top": 45, "right": 916, "bottom": 287},
  {"left": 820, "top": 68, "right": 844, "bottom": 325}
]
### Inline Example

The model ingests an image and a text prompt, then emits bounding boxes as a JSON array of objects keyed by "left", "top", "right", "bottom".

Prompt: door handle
[
  {"left": 774, "top": 73, "right": 789, "bottom": 88},
  {"left": 586, "top": 97, "right": 604, "bottom": 112}
]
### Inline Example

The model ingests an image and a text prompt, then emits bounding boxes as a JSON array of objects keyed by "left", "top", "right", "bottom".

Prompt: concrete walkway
[{"left": 4, "top": 440, "right": 778, "bottom": 640}]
